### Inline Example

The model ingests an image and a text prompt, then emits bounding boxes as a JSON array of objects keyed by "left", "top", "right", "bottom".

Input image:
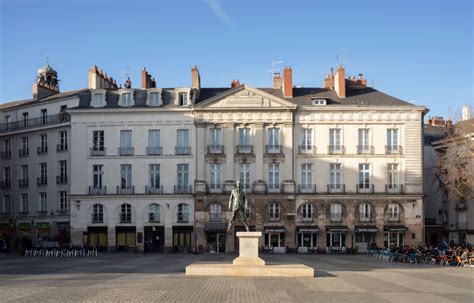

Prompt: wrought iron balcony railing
[{"left": 0, "top": 113, "right": 70, "bottom": 134}]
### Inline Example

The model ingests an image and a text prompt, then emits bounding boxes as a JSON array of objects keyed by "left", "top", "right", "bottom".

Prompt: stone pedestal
[{"left": 233, "top": 232, "right": 265, "bottom": 266}]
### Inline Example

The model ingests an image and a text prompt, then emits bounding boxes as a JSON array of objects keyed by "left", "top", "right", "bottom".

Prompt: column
[{"left": 196, "top": 123, "right": 206, "bottom": 180}]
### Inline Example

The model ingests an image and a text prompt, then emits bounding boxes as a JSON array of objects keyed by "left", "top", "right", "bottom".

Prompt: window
[
  {"left": 177, "top": 203, "right": 189, "bottom": 223},
  {"left": 238, "top": 128, "right": 251, "bottom": 146},
  {"left": 2, "top": 195, "right": 10, "bottom": 213},
  {"left": 301, "top": 128, "right": 313, "bottom": 151},
  {"left": 58, "top": 131, "right": 68, "bottom": 151},
  {"left": 4, "top": 139, "right": 11, "bottom": 155},
  {"left": 329, "top": 163, "right": 342, "bottom": 189},
  {"left": 358, "top": 163, "right": 370, "bottom": 189},
  {"left": 209, "top": 163, "right": 222, "bottom": 190},
  {"left": 121, "top": 93, "right": 133, "bottom": 107},
  {"left": 59, "top": 191, "right": 67, "bottom": 210},
  {"left": 269, "top": 202, "right": 280, "bottom": 221},
  {"left": 146, "top": 163, "right": 160, "bottom": 189},
  {"left": 176, "top": 129, "right": 190, "bottom": 154},
  {"left": 387, "top": 129, "right": 399, "bottom": 150},
  {"left": 120, "top": 204, "right": 132, "bottom": 223},
  {"left": 177, "top": 164, "right": 189, "bottom": 192},
  {"left": 59, "top": 160, "right": 67, "bottom": 178},
  {"left": 330, "top": 203, "right": 342, "bottom": 222},
  {"left": 359, "top": 203, "right": 371, "bottom": 221},
  {"left": 93, "top": 165, "right": 103, "bottom": 189},
  {"left": 40, "top": 163, "right": 47, "bottom": 180},
  {"left": 209, "top": 203, "right": 222, "bottom": 222},
  {"left": 120, "top": 130, "right": 132, "bottom": 148},
  {"left": 149, "top": 92, "right": 161, "bottom": 106},
  {"left": 39, "top": 192, "right": 47, "bottom": 212},
  {"left": 148, "top": 130, "right": 160, "bottom": 148},
  {"left": 3, "top": 167, "right": 10, "bottom": 184},
  {"left": 92, "top": 131, "right": 105, "bottom": 151},
  {"left": 239, "top": 163, "right": 251, "bottom": 190},
  {"left": 5, "top": 116, "right": 10, "bottom": 130},
  {"left": 149, "top": 204, "right": 160, "bottom": 223},
  {"left": 92, "top": 204, "right": 104, "bottom": 223},
  {"left": 387, "top": 203, "right": 400, "bottom": 221},
  {"left": 39, "top": 134, "right": 48, "bottom": 152},
  {"left": 301, "top": 203, "right": 313, "bottom": 220},
  {"left": 329, "top": 128, "right": 341, "bottom": 149},
  {"left": 41, "top": 109, "right": 47, "bottom": 125},
  {"left": 358, "top": 129, "right": 370, "bottom": 152},
  {"left": 21, "top": 165, "right": 28, "bottom": 180},
  {"left": 301, "top": 163, "right": 313, "bottom": 190},
  {"left": 311, "top": 98, "right": 327, "bottom": 106},
  {"left": 91, "top": 93, "right": 105, "bottom": 107},
  {"left": 120, "top": 164, "right": 132, "bottom": 189},
  {"left": 178, "top": 92, "right": 188, "bottom": 106},
  {"left": 267, "top": 127, "right": 280, "bottom": 147},
  {"left": 21, "top": 194, "right": 28, "bottom": 212},
  {"left": 21, "top": 137, "right": 28, "bottom": 151},
  {"left": 22, "top": 112, "right": 29, "bottom": 128},
  {"left": 387, "top": 164, "right": 399, "bottom": 189},
  {"left": 209, "top": 128, "right": 222, "bottom": 147},
  {"left": 268, "top": 163, "right": 280, "bottom": 190}
]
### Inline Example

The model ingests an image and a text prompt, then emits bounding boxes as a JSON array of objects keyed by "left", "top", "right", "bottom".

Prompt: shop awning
[
  {"left": 355, "top": 226, "right": 378, "bottom": 233},
  {"left": 326, "top": 226, "right": 349, "bottom": 232},
  {"left": 384, "top": 225, "right": 407, "bottom": 232},
  {"left": 204, "top": 222, "right": 227, "bottom": 232},
  {"left": 18, "top": 223, "right": 31, "bottom": 230},
  {"left": 296, "top": 226, "right": 319, "bottom": 232},
  {"left": 264, "top": 226, "right": 286, "bottom": 233},
  {"left": 37, "top": 222, "right": 50, "bottom": 229}
]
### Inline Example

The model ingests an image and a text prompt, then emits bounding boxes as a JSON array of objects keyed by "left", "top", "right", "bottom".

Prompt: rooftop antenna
[
  {"left": 336, "top": 53, "right": 348, "bottom": 67},
  {"left": 120, "top": 66, "right": 130, "bottom": 81},
  {"left": 268, "top": 60, "right": 283, "bottom": 76}
]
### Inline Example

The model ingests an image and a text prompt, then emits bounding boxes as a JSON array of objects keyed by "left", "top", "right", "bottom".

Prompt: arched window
[
  {"left": 387, "top": 203, "right": 400, "bottom": 222},
  {"left": 359, "top": 202, "right": 372, "bottom": 222},
  {"left": 269, "top": 202, "right": 280, "bottom": 221},
  {"left": 177, "top": 203, "right": 189, "bottom": 223},
  {"left": 92, "top": 204, "right": 104, "bottom": 223},
  {"left": 330, "top": 203, "right": 342, "bottom": 222},
  {"left": 209, "top": 203, "right": 221, "bottom": 222},
  {"left": 149, "top": 204, "right": 160, "bottom": 223},
  {"left": 301, "top": 203, "right": 313, "bottom": 220},
  {"left": 120, "top": 203, "right": 132, "bottom": 223}
]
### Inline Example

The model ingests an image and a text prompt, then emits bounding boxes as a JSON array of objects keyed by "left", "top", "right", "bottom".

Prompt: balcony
[
  {"left": 37, "top": 177, "right": 47, "bottom": 186},
  {"left": 117, "top": 185, "right": 135, "bottom": 195},
  {"left": 385, "top": 184, "right": 404, "bottom": 194},
  {"left": 174, "top": 185, "right": 193, "bottom": 194},
  {"left": 298, "top": 145, "right": 316, "bottom": 155},
  {"left": 177, "top": 213, "right": 189, "bottom": 223},
  {"left": 298, "top": 184, "right": 316, "bottom": 194},
  {"left": 0, "top": 113, "right": 70, "bottom": 134},
  {"left": 175, "top": 146, "right": 191, "bottom": 155},
  {"left": 147, "top": 146, "right": 162, "bottom": 156},
  {"left": 455, "top": 202, "right": 468, "bottom": 211},
  {"left": 57, "top": 144, "right": 68, "bottom": 152},
  {"left": 236, "top": 145, "right": 253, "bottom": 155},
  {"left": 357, "top": 145, "right": 374, "bottom": 155},
  {"left": 269, "top": 215, "right": 280, "bottom": 222},
  {"left": 265, "top": 145, "right": 283, "bottom": 154},
  {"left": 356, "top": 184, "right": 374, "bottom": 194},
  {"left": 329, "top": 213, "right": 343, "bottom": 223},
  {"left": 456, "top": 222, "right": 468, "bottom": 230},
  {"left": 118, "top": 147, "right": 134, "bottom": 156},
  {"left": 208, "top": 183, "right": 223, "bottom": 193},
  {"left": 209, "top": 213, "right": 223, "bottom": 222},
  {"left": 385, "top": 145, "right": 403, "bottom": 155},
  {"left": 356, "top": 212, "right": 375, "bottom": 223},
  {"left": 0, "top": 180, "right": 11, "bottom": 189},
  {"left": 267, "top": 183, "right": 283, "bottom": 193},
  {"left": 56, "top": 175, "right": 68, "bottom": 184},
  {"left": 37, "top": 146, "right": 48, "bottom": 155},
  {"left": 18, "top": 179, "right": 29, "bottom": 188},
  {"left": 298, "top": 214, "right": 314, "bottom": 222},
  {"left": 328, "top": 145, "right": 345, "bottom": 155},
  {"left": 88, "top": 186, "right": 107, "bottom": 195},
  {"left": 207, "top": 145, "right": 224, "bottom": 155},
  {"left": 19, "top": 148, "right": 29, "bottom": 157},
  {"left": 146, "top": 185, "right": 163, "bottom": 194},
  {"left": 1, "top": 151, "right": 11, "bottom": 159},
  {"left": 90, "top": 148, "right": 106, "bottom": 156},
  {"left": 327, "top": 184, "right": 345, "bottom": 194}
]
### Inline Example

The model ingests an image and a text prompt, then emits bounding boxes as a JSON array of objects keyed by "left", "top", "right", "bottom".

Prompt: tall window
[
  {"left": 330, "top": 203, "right": 342, "bottom": 222},
  {"left": 21, "top": 194, "right": 28, "bottom": 212},
  {"left": 3, "top": 167, "right": 10, "bottom": 184},
  {"left": 40, "top": 134, "right": 48, "bottom": 151},
  {"left": 120, "top": 164, "right": 132, "bottom": 189},
  {"left": 269, "top": 202, "right": 280, "bottom": 221},
  {"left": 177, "top": 164, "right": 189, "bottom": 191},
  {"left": 2, "top": 195, "right": 10, "bottom": 213},
  {"left": 209, "top": 163, "right": 222, "bottom": 190},
  {"left": 268, "top": 163, "right": 280, "bottom": 190},
  {"left": 178, "top": 92, "right": 188, "bottom": 106},
  {"left": 238, "top": 128, "right": 251, "bottom": 146},
  {"left": 148, "top": 130, "right": 160, "bottom": 148},
  {"left": 359, "top": 203, "right": 371, "bottom": 221},
  {"left": 267, "top": 128, "right": 280, "bottom": 147},
  {"left": 177, "top": 129, "right": 189, "bottom": 154},
  {"left": 120, "top": 130, "right": 132, "bottom": 148},
  {"left": 59, "top": 160, "right": 67, "bottom": 178},
  {"left": 149, "top": 164, "right": 160, "bottom": 190},
  {"left": 21, "top": 137, "right": 28, "bottom": 151},
  {"left": 92, "top": 204, "right": 104, "bottom": 223},
  {"left": 387, "top": 203, "right": 400, "bottom": 221},
  {"left": 387, "top": 164, "right": 399, "bottom": 189},
  {"left": 301, "top": 203, "right": 313, "bottom": 220},
  {"left": 177, "top": 203, "right": 189, "bottom": 222},
  {"left": 5, "top": 116, "right": 10, "bottom": 131},
  {"left": 39, "top": 192, "right": 47, "bottom": 212},
  {"left": 149, "top": 204, "right": 160, "bottom": 223},
  {"left": 122, "top": 93, "right": 133, "bottom": 107},
  {"left": 93, "top": 165, "right": 103, "bottom": 189},
  {"left": 22, "top": 112, "right": 28, "bottom": 128},
  {"left": 41, "top": 109, "right": 47, "bottom": 125},
  {"left": 4, "top": 139, "right": 11, "bottom": 155},
  {"left": 93, "top": 131, "right": 105, "bottom": 151},
  {"left": 358, "top": 129, "right": 369, "bottom": 152},
  {"left": 239, "top": 163, "right": 251, "bottom": 190},
  {"left": 209, "top": 128, "right": 222, "bottom": 147},
  {"left": 91, "top": 93, "right": 105, "bottom": 107},
  {"left": 301, "top": 163, "right": 313, "bottom": 190},
  {"left": 329, "top": 128, "right": 341, "bottom": 149},
  {"left": 59, "top": 191, "right": 67, "bottom": 210},
  {"left": 210, "top": 203, "right": 222, "bottom": 222},
  {"left": 59, "top": 131, "right": 68, "bottom": 150},
  {"left": 40, "top": 163, "right": 47, "bottom": 180},
  {"left": 120, "top": 204, "right": 132, "bottom": 223},
  {"left": 301, "top": 128, "right": 313, "bottom": 151},
  {"left": 21, "top": 165, "right": 28, "bottom": 180},
  {"left": 329, "top": 163, "right": 342, "bottom": 189},
  {"left": 358, "top": 163, "right": 370, "bottom": 189},
  {"left": 387, "top": 129, "right": 399, "bottom": 150},
  {"left": 149, "top": 92, "right": 161, "bottom": 106}
]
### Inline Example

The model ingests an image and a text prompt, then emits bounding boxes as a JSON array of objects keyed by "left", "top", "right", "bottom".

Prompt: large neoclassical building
[{"left": 0, "top": 63, "right": 427, "bottom": 253}]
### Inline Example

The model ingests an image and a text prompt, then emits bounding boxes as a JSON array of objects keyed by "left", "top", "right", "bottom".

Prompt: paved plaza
[{"left": 0, "top": 253, "right": 472, "bottom": 303}]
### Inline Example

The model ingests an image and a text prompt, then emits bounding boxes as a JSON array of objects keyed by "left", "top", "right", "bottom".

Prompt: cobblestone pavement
[{"left": 0, "top": 253, "right": 472, "bottom": 302}]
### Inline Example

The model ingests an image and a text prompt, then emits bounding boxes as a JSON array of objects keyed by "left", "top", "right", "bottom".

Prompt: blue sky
[{"left": 0, "top": 0, "right": 472, "bottom": 119}]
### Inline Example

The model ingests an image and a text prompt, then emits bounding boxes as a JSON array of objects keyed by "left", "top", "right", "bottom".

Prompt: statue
[
  {"left": 227, "top": 180, "right": 250, "bottom": 232},
  {"left": 35, "top": 63, "right": 59, "bottom": 89}
]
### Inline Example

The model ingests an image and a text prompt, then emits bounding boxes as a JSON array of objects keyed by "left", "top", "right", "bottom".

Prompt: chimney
[
  {"left": 191, "top": 66, "right": 201, "bottom": 90},
  {"left": 273, "top": 73, "right": 281, "bottom": 89},
  {"left": 141, "top": 67, "right": 156, "bottom": 89},
  {"left": 282, "top": 66, "right": 293, "bottom": 98},
  {"left": 462, "top": 105, "right": 472, "bottom": 121},
  {"left": 431, "top": 116, "right": 446, "bottom": 126},
  {"left": 88, "top": 65, "right": 118, "bottom": 89},
  {"left": 334, "top": 65, "right": 346, "bottom": 98},
  {"left": 231, "top": 79, "right": 241, "bottom": 88},
  {"left": 32, "top": 83, "right": 59, "bottom": 99}
]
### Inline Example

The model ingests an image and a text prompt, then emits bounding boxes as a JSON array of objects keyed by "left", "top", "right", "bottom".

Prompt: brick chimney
[
  {"left": 346, "top": 73, "right": 367, "bottom": 89},
  {"left": 231, "top": 79, "right": 241, "bottom": 88},
  {"left": 88, "top": 65, "right": 118, "bottom": 89},
  {"left": 282, "top": 66, "right": 293, "bottom": 98},
  {"left": 324, "top": 68, "right": 335, "bottom": 89},
  {"left": 273, "top": 73, "right": 281, "bottom": 89},
  {"left": 141, "top": 67, "right": 156, "bottom": 89},
  {"left": 428, "top": 116, "right": 447, "bottom": 126},
  {"left": 334, "top": 65, "right": 346, "bottom": 98},
  {"left": 191, "top": 66, "right": 201, "bottom": 90}
]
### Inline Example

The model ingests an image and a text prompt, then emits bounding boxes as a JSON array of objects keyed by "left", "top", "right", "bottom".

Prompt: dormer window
[
  {"left": 146, "top": 90, "right": 162, "bottom": 107},
  {"left": 179, "top": 92, "right": 188, "bottom": 106},
  {"left": 311, "top": 98, "right": 327, "bottom": 106},
  {"left": 174, "top": 88, "right": 191, "bottom": 106},
  {"left": 91, "top": 91, "right": 106, "bottom": 108},
  {"left": 118, "top": 90, "right": 135, "bottom": 107}
]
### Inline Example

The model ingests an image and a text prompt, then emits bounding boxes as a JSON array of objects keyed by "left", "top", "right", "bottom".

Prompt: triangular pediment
[{"left": 195, "top": 85, "right": 296, "bottom": 109}]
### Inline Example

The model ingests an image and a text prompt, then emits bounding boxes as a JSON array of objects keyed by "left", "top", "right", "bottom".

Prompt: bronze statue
[{"left": 227, "top": 180, "right": 250, "bottom": 232}]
